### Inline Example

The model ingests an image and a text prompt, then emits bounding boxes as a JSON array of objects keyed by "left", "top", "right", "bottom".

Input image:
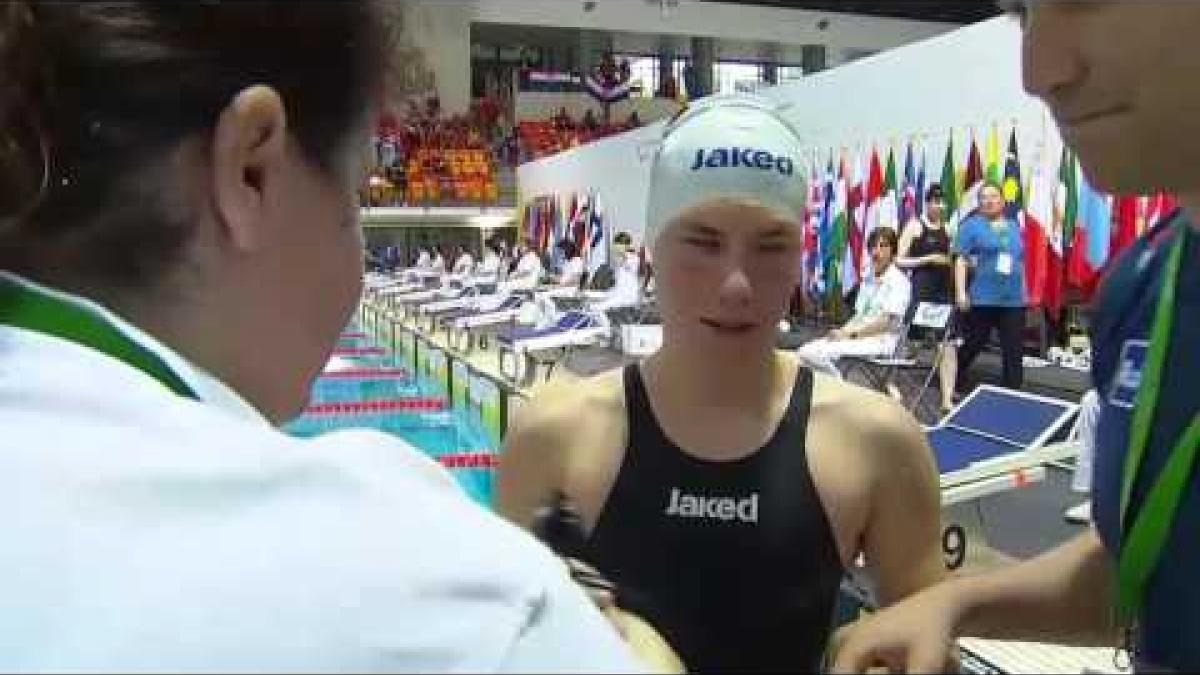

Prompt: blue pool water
[{"left": 283, "top": 332, "right": 497, "bottom": 506}]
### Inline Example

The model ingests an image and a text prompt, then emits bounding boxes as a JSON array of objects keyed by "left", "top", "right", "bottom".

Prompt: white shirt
[
  {"left": 0, "top": 274, "right": 643, "bottom": 673},
  {"left": 477, "top": 252, "right": 502, "bottom": 278},
  {"left": 509, "top": 251, "right": 544, "bottom": 290},
  {"left": 415, "top": 250, "right": 432, "bottom": 269},
  {"left": 595, "top": 251, "right": 641, "bottom": 311},
  {"left": 431, "top": 253, "right": 446, "bottom": 273},
  {"left": 559, "top": 257, "right": 585, "bottom": 286},
  {"left": 853, "top": 263, "right": 912, "bottom": 325},
  {"left": 452, "top": 252, "right": 475, "bottom": 276}
]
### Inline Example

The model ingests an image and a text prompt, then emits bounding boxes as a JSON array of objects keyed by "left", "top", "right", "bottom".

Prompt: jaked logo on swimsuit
[
  {"left": 690, "top": 147, "right": 795, "bottom": 176},
  {"left": 664, "top": 488, "right": 759, "bottom": 523},
  {"left": 1109, "top": 340, "right": 1148, "bottom": 409}
]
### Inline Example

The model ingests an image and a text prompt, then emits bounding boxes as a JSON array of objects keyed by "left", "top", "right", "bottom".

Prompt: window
[
  {"left": 714, "top": 61, "right": 765, "bottom": 95},
  {"left": 778, "top": 65, "right": 806, "bottom": 84},
  {"left": 621, "top": 55, "right": 660, "bottom": 98}
]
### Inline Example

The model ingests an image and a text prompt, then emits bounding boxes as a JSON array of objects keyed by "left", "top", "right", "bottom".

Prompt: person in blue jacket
[{"left": 832, "top": 2, "right": 1200, "bottom": 672}]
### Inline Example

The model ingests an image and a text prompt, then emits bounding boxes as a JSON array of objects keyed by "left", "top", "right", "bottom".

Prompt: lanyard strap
[
  {"left": 1116, "top": 226, "right": 1200, "bottom": 626},
  {"left": 0, "top": 277, "right": 199, "bottom": 400}
]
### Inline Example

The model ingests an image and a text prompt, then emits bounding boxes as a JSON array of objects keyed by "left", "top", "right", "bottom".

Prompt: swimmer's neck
[{"left": 645, "top": 344, "right": 787, "bottom": 408}]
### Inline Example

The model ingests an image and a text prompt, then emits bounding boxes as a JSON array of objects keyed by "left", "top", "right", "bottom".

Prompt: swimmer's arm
[
  {"left": 861, "top": 402, "right": 947, "bottom": 605},
  {"left": 497, "top": 400, "right": 569, "bottom": 529}
]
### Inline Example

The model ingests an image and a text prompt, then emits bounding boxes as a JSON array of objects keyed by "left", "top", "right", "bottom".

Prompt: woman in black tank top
[{"left": 896, "top": 183, "right": 959, "bottom": 413}]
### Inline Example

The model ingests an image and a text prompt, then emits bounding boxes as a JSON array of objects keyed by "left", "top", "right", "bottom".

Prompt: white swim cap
[{"left": 645, "top": 95, "right": 807, "bottom": 249}]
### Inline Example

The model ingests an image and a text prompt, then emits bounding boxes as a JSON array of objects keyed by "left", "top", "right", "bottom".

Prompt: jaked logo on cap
[{"left": 689, "top": 147, "right": 795, "bottom": 176}]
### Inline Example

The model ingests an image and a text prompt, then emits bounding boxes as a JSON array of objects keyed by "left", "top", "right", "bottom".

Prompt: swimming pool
[{"left": 283, "top": 328, "right": 498, "bottom": 506}]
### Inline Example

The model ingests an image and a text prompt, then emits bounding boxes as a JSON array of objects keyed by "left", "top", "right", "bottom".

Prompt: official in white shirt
[
  {"left": 451, "top": 245, "right": 475, "bottom": 276},
  {"left": 507, "top": 238, "right": 545, "bottom": 291},
  {"left": 592, "top": 231, "right": 643, "bottom": 311},
  {"left": 797, "top": 227, "right": 912, "bottom": 378},
  {"left": 553, "top": 240, "right": 586, "bottom": 287},
  {"left": 0, "top": 2, "right": 662, "bottom": 671}
]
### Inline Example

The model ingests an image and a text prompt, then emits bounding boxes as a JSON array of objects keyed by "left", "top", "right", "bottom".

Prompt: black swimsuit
[{"left": 583, "top": 365, "right": 845, "bottom": 672}]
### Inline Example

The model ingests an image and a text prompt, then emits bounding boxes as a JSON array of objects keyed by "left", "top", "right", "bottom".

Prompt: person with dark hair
[
  {"left": 833, "top": 3, "right": 1200, "bottom": 673},
  {"left": 477, "top": 236, "right": 504, "bottom": 279},
  {"left": 0, "top": 2, "right": 655, "bottom": 670},
  {"left": 953, "top": 181, "right": 1026, "bottom": 391},
  {"left": 430, "top": 243, "right": 447, "bottom": 274},
  {"left": 797, "top": 226, "right": 912, "bottom": 379},
  {"left": 553, "top": 239, "right": 585, "bottom": 287},
  {"left": 896, "top": 183, "right": 958, "bottom": 414},
  {"left": 507, "top": 236, "right": 544, "bottom": 290},
  {"left": 498, "top": 98, "right": 943, "bottom": 673},
  {"left": 450, "top": 243, "right": 475, "bottom": 276}
]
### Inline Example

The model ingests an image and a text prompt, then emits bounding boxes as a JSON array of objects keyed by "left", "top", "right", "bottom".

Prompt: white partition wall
[
  {"left": 517, "top": 16, "right": 1066, "bottom": 246},
  {"left": 517, "top": 120, "right": 668, "bottom": 249}
]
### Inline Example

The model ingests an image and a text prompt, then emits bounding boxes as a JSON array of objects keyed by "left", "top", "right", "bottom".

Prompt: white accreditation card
[{"left": 996, "top": 253, "right": 1013, "bottom": 276}]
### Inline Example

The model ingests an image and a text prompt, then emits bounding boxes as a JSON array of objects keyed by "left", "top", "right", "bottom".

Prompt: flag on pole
[
  {"left": 815, "top": 156, "right": 836, "bottom": 298},
  {"left": 1047, "top": 145, "right": 1078, "bottom": 316},
  {"left": 864, "top": 146, "right": 884, "bottom": 248},
  {"left": 585, "top": 190, "right": 609, "bottom": 277},
  {"left": 940, "top": 133, "right": 960, "bottom": 223},
  {"left": 1068, "top": 168, "right": 1113, "bottom": 296},
  {"left": 880, "top": 146, "right": 899, "bottom": 232},
  {"left": 986, "top": 122, "right": 1002, "bottom": 185},
  {"left": 1002, "top": 128, "right": 1024, "bottom": 218},
  {"left": 900, "top": 141, "right": 917, "bottom": 225},
  {"left": 831, "top": 156, "right": 850, "bottom": 296},
  {"left": 915, "top": 143, "right": 928, "bottom": 219},
  {"left": 1022, "top": 143, "right": 1053, "bottom": 308},
  {"left": 953, "top": 135, "right": 985, "bottom": 229},
  {"left": 845, "top": 151, "right": 866, "bottom": 294},
  {"left": 1111, "top": 194, "right": 1141, "bottom": 259},
  {"left": 804, "top": 158, "right": 824, "bottom": 297}
]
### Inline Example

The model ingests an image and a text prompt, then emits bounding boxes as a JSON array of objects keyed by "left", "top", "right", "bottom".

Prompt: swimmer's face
[
  {"left": 1019, "top": 1, "right": 1200, "bottom": 194},
  {"left": 653, "top": 199, "right": 802, "bottom": 352},
  {"left": 978, "top": 185, "right": 1005, "bottom": 218}
]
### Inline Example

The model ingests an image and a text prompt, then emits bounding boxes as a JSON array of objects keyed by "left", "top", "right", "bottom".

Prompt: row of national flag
[
  {"left": 521, "top": 191, "right": 610, "bottom": 277},
  {"left": 802, "top": 124, "right": 1177, "bottom": 315}
]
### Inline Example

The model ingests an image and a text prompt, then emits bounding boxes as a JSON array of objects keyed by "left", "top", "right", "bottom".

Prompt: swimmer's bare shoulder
[
  {"left": 787, "top": 353, "right": 945, "bottom": 600},
  {"left": 497, "top": 369, "right": 628, "bottom": 530}
]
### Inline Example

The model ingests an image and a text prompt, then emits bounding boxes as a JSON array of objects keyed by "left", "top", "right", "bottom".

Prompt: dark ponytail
[{"left": 0, "top": 1, "right": 387, "bottom": 287}]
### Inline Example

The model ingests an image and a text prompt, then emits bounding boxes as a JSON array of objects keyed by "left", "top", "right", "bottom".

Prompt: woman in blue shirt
[{"left": 953, "top": 182, "right": 1027, "bottom": 390}]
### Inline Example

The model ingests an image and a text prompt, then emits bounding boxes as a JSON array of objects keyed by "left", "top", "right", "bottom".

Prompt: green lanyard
[
  {"left": 1116, "top": 226, "right": 1200, "bottom": 629},
  {"left": 0, "top": 276, "right": 199, "bottom": 400}
]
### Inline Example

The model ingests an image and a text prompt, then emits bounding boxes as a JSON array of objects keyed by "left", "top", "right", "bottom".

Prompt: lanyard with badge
[
  {"left": 0, "top": 275, "right": 200, "bottom": 400},
  {"left": 990, "top": 218, "right": 1015, "bottom": 276},
  {"left": 1116, "top": 226, "right": 1200, "bottom": 662}
]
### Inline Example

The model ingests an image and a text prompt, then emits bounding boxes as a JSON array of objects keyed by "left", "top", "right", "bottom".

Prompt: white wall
[
  {"left": 472, "top": 0, "right": 959, "bottom": 66},
  {"left": 758, "top": 16, "right": 1059, "bottom": 183},
  {"left": 518, "top": 121, "right": 668, "bottom": 248},
  {"left": 515, "top": 92, "right": 681, "bottom": 124},
  {"left": 517, "top": 16, "right": 1066, "bottom": 246}
]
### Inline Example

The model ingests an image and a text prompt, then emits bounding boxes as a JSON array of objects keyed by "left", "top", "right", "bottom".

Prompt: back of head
[
  {"left": 0, "top": 1, "right": 385, "bottom": 289},
  {"left": 645, "top": 95, "right": 807, "bottom": 249}
]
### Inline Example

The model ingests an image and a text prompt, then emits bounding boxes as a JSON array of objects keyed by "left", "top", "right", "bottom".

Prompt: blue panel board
[
  {"left": 928, "top": 426, "right": 1017, "bottom": 474},
  {"left": 946, "top": 389, "right": 1069, "bottom": 446}
]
